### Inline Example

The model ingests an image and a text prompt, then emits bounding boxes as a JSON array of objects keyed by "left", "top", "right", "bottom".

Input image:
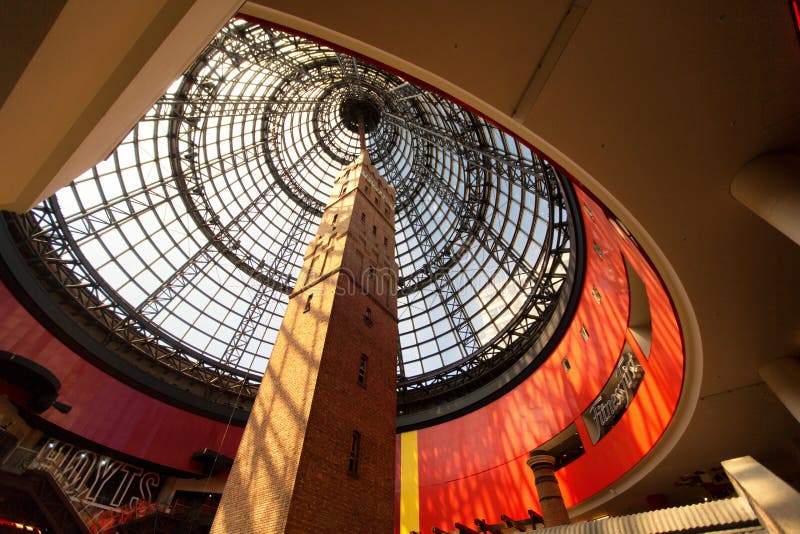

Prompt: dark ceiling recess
[
  {"left": 0, "top": 350, "right": 69, "bottom": 414},
  {"left": 192, "top": 448, "right": 235, "bottom": 476},
  {"left": 0, "top": 19, "right": 582, "bottom": 429}
]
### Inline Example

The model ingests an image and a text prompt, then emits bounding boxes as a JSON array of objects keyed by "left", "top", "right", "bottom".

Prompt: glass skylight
[{"left": 5, "top": 19, "right": 579, "bottom": 421}]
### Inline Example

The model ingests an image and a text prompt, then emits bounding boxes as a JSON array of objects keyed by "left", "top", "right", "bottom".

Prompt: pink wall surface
[{"left": 0, "top": 281, "right": 243, "bottom": 474}]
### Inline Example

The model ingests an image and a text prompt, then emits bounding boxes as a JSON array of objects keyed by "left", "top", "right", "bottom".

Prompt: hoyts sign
[{"left": 35, "top": 439, "right": 161, "bottom": 511}]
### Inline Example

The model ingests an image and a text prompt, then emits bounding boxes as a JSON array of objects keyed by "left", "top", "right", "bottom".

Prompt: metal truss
[
  {"left": 218, "top": 215, "right": 312, "bottom": 369},
  {"left": 0, "top": 19, "right": 583, "bottom": 422},
  {"left": 396, "top": 158, "right": 576, "bottom": 408},
  {"left": 403, "top": 200, "right": 481, "bottom": 358},
  {"left": 3, "top": 204, "right": 259, "bottom": 407}
]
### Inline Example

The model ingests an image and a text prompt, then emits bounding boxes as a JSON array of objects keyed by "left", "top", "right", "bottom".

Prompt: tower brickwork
[{"left": 211, "top": 151, "right": 399, "bottom": 533}]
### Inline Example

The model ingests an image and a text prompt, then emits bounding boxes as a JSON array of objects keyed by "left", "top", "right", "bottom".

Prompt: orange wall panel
[
  {"left": 0, "top": 178, "right": 685, "bottom": 527},
  {"left": 406, "top": 185, "right": 686, "bottom": 532}
]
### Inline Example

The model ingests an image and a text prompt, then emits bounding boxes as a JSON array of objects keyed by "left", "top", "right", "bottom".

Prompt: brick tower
[{"left": 211, "top": 147, "right": 399, "bottom": 533}]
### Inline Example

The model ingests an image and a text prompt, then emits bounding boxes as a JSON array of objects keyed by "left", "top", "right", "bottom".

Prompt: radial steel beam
[
  {"left": 404, "top": 200, "right": 480, "bottom": 358},
  {"left": 219, "top": 214, "right": 313, "bottom": 369},
  {"left": 7, "top": 202, "right": 260, "bottom": 400}
]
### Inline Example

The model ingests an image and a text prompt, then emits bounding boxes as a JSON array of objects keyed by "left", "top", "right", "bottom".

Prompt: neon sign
[{"left": 34, "top": 439, "right": 161, "bottom": 511}]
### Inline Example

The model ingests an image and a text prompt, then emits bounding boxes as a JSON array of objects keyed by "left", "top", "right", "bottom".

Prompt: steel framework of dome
[{"left": 0, "top": 19, "right": 582, "bottom": 427}]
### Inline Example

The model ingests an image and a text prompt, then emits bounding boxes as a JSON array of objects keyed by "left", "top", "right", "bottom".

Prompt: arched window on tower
[
  {"left": 358, "top": 354, "right": 368, "bottom": 386},
  {"left": 366, "top": 266, "right": 376, "bottom": 295},
  {"left": 348, "top": 431, "right": 361, "bottom": 477}
]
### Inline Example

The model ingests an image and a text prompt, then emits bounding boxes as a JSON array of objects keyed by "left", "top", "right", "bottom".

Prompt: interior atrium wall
[
  {"left": 0, "top": 182, "right": 685, "bottom": 532},
  {"left": 394, "top": 186, "right": 684, "bottom": 533}
]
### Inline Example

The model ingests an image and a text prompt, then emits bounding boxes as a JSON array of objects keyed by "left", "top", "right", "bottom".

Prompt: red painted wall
[
  {"left": 412, "top": 186, "right": 684, "bottom": 531},
  {"left": 0, "top": 282, "right": 242, "bottom": 474},
  {"left": 0, "top": 184, "right": 683, "bottom": 525}
]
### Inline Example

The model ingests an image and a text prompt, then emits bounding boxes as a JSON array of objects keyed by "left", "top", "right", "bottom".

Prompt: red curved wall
[
  {"left": 0, "top": 282, "right": 242, "bottom": 474},
  {"left": 0, "top": 185, "right": 684, "bottom": 524},
  {"left": 402, "top": 186, "right": 685, "bottom": 532}
]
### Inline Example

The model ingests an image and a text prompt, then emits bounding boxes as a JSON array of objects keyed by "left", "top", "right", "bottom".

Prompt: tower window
[
  {"left": 366, "top": 266, "right": 376, "bottom": 295},
  {"left": 348, "top": 431, "right": 361, "bottom": 477},
  {"left": 363, "top": 307, "right": 373, "bottom": 326},
  {"left": 581, "top": 325, "right": 590, "bottom": 342},
  {"left": 383, "top": 237, "right": 388, "bottom": 247},
  {"left": 304, "top": 294, "right": 313, "bottom": 313},
  {"left": 332, "top": 213, "right": 338, "bottom": 224},
  {"left": 360, "top": 212, "right": 366, "bottom": 224},
  {"left": 592, "top": 286, "right": 601, "bottom": 304},
  {"left": 562, "top": 358, "right": 571, "bottom": 373},
  {"left": 358, "top": 354, "right": 368, "bottom": 386},
  {"left": 372, "top": 225, "right": 376, "bottom": 236}
]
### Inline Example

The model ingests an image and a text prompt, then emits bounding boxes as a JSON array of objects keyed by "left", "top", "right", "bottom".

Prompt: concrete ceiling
[
  {"left": 1, "top": 0, "right": 798, "bottom": 520},
  {"left": 240, "top": 0, "right": 800, "bottom": 514}
]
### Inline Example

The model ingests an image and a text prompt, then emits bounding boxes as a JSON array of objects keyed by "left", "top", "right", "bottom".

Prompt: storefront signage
[
  {"left": 34, "top": 439, "right": 161, "bottom": 511},
  {"left": 582, "top": 346, "right": 644, "bottom": 444}
]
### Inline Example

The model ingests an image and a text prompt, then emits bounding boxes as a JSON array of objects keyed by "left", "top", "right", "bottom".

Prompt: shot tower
[{"left": 211, "top": 102, "right": 399, "bottom": 533}]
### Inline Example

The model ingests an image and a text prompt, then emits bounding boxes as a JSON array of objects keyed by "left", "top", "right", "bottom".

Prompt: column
[
  {"left": 759, "top": 356, "right": 800, "bottom": 423},
  {"left": 526, "top": 450, "right": 570, "bottom": 527},
  {"left": 731, "top": 152, "right": 800, "bottom": 246},
  {"left": 722, "top": 455, "right": 800, "bottom": 532}
]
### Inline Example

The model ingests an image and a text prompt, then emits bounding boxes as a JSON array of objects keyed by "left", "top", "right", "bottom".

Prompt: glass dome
[{"left": 1, "top": 19, "right": 581, "bottom": 426}]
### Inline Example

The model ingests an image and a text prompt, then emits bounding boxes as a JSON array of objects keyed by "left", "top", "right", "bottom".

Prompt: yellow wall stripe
[{"left": 400, "top": 430, "right": 420, "bottom": 534}]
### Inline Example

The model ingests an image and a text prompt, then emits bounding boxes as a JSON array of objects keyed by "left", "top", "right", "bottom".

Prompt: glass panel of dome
[{"left": 2, "top": 18, "right": 581, "bottom": 425}]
